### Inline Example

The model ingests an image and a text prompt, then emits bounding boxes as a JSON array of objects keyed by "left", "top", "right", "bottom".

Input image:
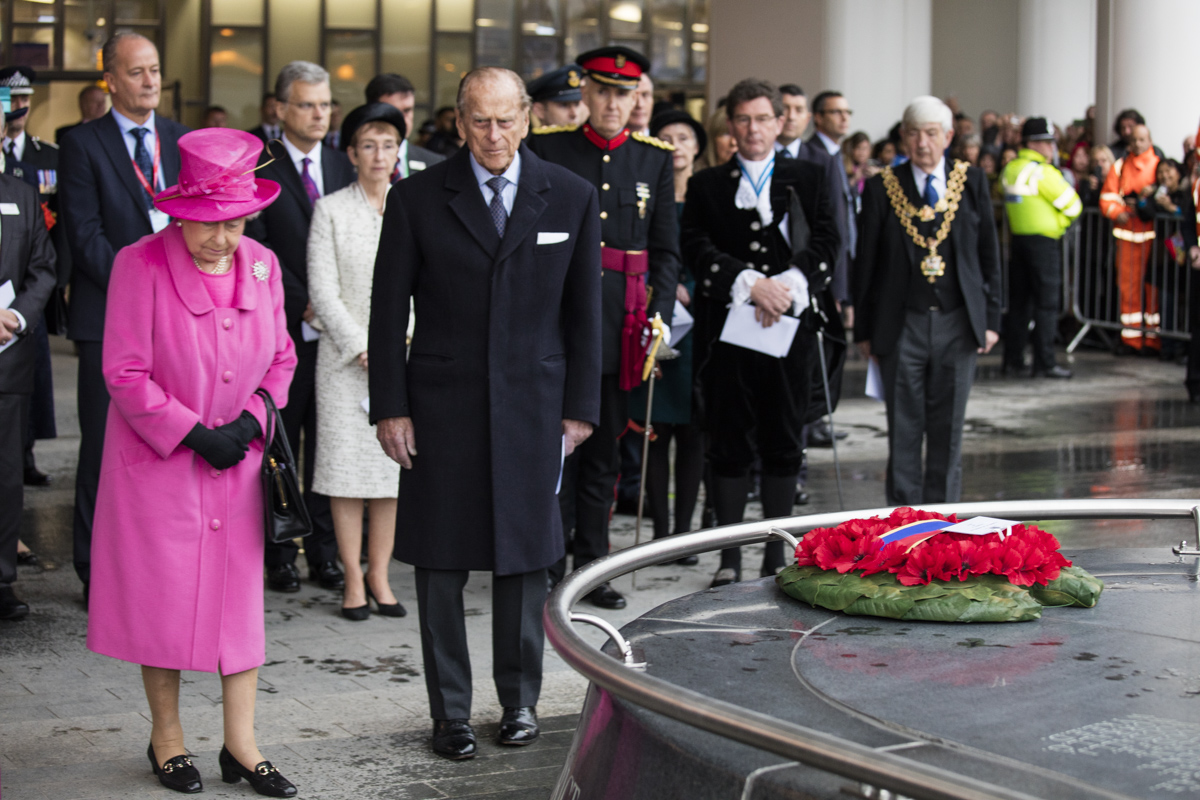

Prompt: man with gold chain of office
[
  {"left": 528, "top": 47, "right": 681, "bottom": 609},
  {"left": 854, "top": 95, "right": 1000, "bottom": 506}
]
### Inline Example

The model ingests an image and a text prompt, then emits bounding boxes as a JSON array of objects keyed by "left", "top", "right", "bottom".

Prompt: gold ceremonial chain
[{"left": 882, "top": 160, "right": 968, "bottom": 283}]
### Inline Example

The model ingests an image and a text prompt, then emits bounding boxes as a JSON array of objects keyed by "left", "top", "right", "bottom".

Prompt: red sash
[{"left": 603, "top": 246, "right": 650, "bottom": 390}]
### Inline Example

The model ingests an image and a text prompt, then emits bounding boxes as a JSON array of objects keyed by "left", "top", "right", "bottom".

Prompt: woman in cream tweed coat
[{"left": 307, "top": 104, "right": 407, "bottom": 620}]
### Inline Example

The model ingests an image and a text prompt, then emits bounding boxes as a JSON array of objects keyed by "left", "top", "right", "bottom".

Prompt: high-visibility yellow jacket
[{"left": 1002, "top": 148, "right": 1082, "bottom": 238}]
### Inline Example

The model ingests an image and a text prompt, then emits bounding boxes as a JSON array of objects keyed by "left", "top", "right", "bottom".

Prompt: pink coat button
[
  {"left": 214, "top": 418, "right": 225, "bottom": 426},
  {"left": 222, "top": 318, "right": 232, "bottom": 330},
  {"left": 210, "top": 519, "right": 221, "bottom": 530},
  {"left": 211, "top": 469, "right": 221, "bottom": 478},
  {"left": 222, "top": 371, "right": 233, "bottom": 383}
]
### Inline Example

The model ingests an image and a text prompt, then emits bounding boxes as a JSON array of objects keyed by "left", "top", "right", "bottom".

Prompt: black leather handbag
[{"left": 255, "top": 388, "right": 312, "bottom": 545}]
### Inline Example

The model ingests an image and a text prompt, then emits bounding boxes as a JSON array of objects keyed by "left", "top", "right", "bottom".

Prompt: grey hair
[
  {"left": 902, "top": 95, "right": 953, "bottom": 133},
  {"left": 101, "top": 32, "right": 155, "bottom": 76},
  {"left": 456, "top": 67, "right": 531, "bottom": 118},
  {"left": 275, "top": 61, "right": 330, "bottom": 104}
]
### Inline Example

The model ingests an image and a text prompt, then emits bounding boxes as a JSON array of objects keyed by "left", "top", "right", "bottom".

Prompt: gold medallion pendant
[
  {"left": 918, "top": 205, "right": 937, "bottom": 222},
  {"left": 921, "top": 252, "right": 945, "bottom": 283}
]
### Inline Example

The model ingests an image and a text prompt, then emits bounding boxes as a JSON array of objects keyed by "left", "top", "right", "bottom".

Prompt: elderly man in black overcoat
[
  {"left": 853, "top": 95, "right": 1001, "bottom": 506},
  {"left": 369, "top": 67, "right": 601, "bottom": 761}
]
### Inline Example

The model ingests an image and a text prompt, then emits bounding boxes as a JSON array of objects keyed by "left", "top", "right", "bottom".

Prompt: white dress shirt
[
  {"left": 112, "top": 108, "right": 170, "bottom": 232},
  {"left": 775, "top": 138, "right": 802, "bottom": 159},
  {"left": 815, "top": 130, "right": 840, "bottom": 157},
  {"left": 282, "top": 133, "right": 325, "bottom": 197},
  {"left": 2, "top": 131, "right": 26, "bottom": 162},
  {"left": 910, "top": 158, "right": 947, "bottom": 204},
  {"left": 470, "top": 150, "right": 521, "bottom": 216}
]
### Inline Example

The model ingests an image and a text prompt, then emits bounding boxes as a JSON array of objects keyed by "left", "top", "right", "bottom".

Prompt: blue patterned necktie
[
  {"left": 923, "top": 172, "right": 939, "bottom": 208},
  {"left": 487, "top": 175, "right": 509, "bottom": 237},
  {"left": 131, "top": 127, "right": 154, "bottom": 210}
]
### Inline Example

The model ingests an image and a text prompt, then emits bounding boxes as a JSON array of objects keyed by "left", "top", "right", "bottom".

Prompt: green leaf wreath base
[{"left": 776, "top": 565, "right": 1104, "bottom": 623}]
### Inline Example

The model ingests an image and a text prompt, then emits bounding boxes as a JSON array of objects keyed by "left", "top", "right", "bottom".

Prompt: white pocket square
[{"left": 537, "top": 232, "right": 569, "bottom": 245}]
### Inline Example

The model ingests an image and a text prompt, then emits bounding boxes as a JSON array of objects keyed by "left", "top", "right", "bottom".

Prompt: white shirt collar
[
  {"left": 3, "top": 130, "right": 26, "bottom": 159},
  {"left": 469, "top": 149, "right": 521, "bottom": 191},
  {"left": 910, "top": 158, "right": 947, "bottom": 192},
  {"left": 112, "top": 108, "right": 156, "bottom": 137},
  {"left": 736, "top": 150, "right": 775, "bottom": 182},
  {"left": 816, "top": 130, "right": 840, "bottom": 156},
  {"left": 775, "top": 139, "right": 801, "bottom": 158},
  {"left": 282, "top": 132, "right": 321, "bottom": 170}
]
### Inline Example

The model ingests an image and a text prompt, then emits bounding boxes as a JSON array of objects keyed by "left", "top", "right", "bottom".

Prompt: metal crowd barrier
[
  {"left": 1063, "top": 207, "right": 1193, "bottom": 352},
  {"left": 545, "top": 499, "right": 1200, "bottom": 800}
]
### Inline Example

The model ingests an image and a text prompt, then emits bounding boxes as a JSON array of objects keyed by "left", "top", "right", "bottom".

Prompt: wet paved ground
[{"left": 3, "top": 339, "right": 1199, "bottom": 798}]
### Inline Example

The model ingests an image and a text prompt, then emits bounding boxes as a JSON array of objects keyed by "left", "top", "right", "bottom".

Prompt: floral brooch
[{"left": 252, "top": 260, "right": 270, "bottom": 282}]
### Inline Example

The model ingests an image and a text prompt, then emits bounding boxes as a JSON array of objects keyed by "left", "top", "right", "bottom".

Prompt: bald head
[
  {"left": 456, "top": 67, "right": 530, "bottom": 175},
  {"left": 1129, "top": 124, "right": 1152, "bottom": 156}
]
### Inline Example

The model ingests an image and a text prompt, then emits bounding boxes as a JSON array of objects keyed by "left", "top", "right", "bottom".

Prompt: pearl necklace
[{"left": 192, "top": 254, "right": 232, "bottom": 275}]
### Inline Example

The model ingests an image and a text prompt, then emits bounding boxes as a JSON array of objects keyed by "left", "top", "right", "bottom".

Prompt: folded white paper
[
  {"left": 865, "top": 357, "right": 885, "bottom": 402},
  {"left": 360, "top": 396, "right": 370, "bottom": 415},
  {"left": 0, "top": 203, "right": 19, "bottom": 216},
  {"left": 0, "top": 280, "right": 15, "bottom": 355},
  {"left": 300, "top": 320, "right": 321, "bottom": 342},
  {"left": 537, "top": 231, "right": 569, "bottom": 245},
  {"left": 671, "top": 299, "right": 693, "bottom": 343},
  {"left": 944, "top": 517, "right": 1021, "bottom": 537},
  {"left": 718, "top": 303, "right": 799, "bottom": 358}
]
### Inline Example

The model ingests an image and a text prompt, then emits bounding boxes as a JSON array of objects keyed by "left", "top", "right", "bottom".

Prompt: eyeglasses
[
  {"left": 731, "top": 114, "right": 778, "bottom": 128},
  {"left": 820, "top": 108, "right": 853, "bottom": 117},
  {"left": 286, "top": 101, "right": 332, "bottom": 113}
]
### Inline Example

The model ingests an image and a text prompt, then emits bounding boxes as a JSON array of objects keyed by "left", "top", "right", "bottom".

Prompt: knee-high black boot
[
  {"left": 759, "top": 474, "right": 798, "bottom": 576},
  {"left": 711, "top": 475, "right": 749, "bottom": 582}
]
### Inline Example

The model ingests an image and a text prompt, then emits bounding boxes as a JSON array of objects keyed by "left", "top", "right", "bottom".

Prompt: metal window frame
[
  {"left": 1, "top": 0, "right": 165, "bottom": 79},
  {"left": 545, "top": 498, "right": 1200, "bottom": 800}
]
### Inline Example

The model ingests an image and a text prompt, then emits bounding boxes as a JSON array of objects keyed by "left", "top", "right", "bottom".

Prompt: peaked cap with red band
[{"left": 576, "top": 46, "right": 650, "bottom": 88}]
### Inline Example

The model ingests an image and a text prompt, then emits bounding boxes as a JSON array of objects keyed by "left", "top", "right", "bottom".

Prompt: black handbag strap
[{"left": 255, "top": 388, "right": 299, "bottom": 467}]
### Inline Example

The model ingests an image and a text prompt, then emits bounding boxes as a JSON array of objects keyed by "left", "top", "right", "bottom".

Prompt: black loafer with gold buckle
[
  {"left": 148, "top": 743, "right": 202, "bottom": 794},
  {"left": 218, "top": 745, "right": 297, "bottom": 797}
]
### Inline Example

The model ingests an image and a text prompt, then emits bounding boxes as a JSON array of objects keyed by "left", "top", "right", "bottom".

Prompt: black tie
[
  {"left": 5, "top": 141, "right": 15, "bottom": 162},
  {"left": 131, "top": 127, "right": 154, "bottom": 210},
  {"left": 487, "top": 176, "right": 509, "bottom": 237}
]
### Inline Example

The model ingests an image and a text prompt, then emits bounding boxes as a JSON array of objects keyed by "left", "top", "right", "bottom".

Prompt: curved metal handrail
[{"left": 544, "top": 499, "right": 1200, "bottom": 800}]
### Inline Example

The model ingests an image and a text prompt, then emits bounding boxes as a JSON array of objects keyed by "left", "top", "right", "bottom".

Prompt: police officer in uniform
[
  {"left": 0, "top": 67, "right": 66, "bottom": 488},
  {"left": 529, "top": 47, "right": 680, "bottom": 609},
  {"left": 1002, "top": 117, "right": 1081, "bottom": 378},
  {"left": 526, "top": 65, "right": 588, "bottom": 129}
]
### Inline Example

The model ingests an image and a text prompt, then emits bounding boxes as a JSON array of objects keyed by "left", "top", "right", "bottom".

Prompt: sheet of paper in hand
[{"left": 718, "top": 303, "right": 799, "bottom": 358}]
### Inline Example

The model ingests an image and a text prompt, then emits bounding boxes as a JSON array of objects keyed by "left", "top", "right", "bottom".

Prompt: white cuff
[
  {"left": 774, "top": 267, "right": 810, "bottom": 315},
  {"left": 10, "top": 309, "right": 27, "bottom": 334},
  {"left": 659, "top": 324, "right": 671, "bottom": 346},
  {"left": 731, "top": 269, "right": 765, "bottom": 306}
]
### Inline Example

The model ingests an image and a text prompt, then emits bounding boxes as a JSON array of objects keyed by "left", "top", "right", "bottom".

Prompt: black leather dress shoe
[
  {"left": 218, "top": 745, "right": 296, "bottom": 797},
  {"left": 1033, "top": 365, "right": 1072, "bottom": 379},
  {"left": 0, "top": 587, "right": 30, "bottom": 621},
  {"left": 309, "top": 561, "right": 345, "bottom": 590},
  {"left": 23, "top": 467, "right": 50, "bottom": 486},
  {"left": 148, "top": 743, "right": 202, "bottom": 794},
  {"left": 710, "top": 567, "right": 740, "bottom": 588},
  {"left": 431, "top": 719, "right": 477, "bottom": 760},
  {"left": 794, "top": 487, "right": 810, "bottom": 506},
  {"left": 674, "top": 555, "right": 700, "bottom": 566},
  {"left": 16, "top": 548, "right": 40, "bottom": 566},
  {"left": 808, "top": 421, "right": 848, "bottom": 448},
  {"left": 584, "top": 582, "right": 626, "bottom": 609},
  {"left": 266, "top": 563, "right": 301, "bottom": 593},
  {"left": 498, "top": 706, "right": 540, "bottom": 746}
]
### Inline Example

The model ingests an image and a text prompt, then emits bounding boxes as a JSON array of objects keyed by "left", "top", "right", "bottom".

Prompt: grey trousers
[
  {"left": 878, "top": 307, "right": 977, "bottom": 505},
  {"left": 415, "top": 567, "right": 547, "bottom": 720}
]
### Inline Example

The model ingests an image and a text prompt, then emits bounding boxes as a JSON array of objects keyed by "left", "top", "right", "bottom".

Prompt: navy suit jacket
[
  {"left": 0, "top": 174, "right": 57, "bottom": 393},
  {"left": 59, "top": 111, "right": 188, "bottom": 341},
  {"left": 244, "top": 142, "right": 355, "bottom": 339}
]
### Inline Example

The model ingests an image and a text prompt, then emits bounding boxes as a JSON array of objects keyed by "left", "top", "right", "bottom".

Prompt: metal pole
[
  {"left": 815, "top": 331, "right": 844, "bottom": 510},
  {"left": 631, "top": 369, "right": 656, "bottom": 589}
]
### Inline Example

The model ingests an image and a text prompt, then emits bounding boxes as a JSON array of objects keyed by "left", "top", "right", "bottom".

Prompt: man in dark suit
[
  {"left": 247, "top": 92, "right": 281, "bottom": 144},
  {"left": 245, "top": 61, "right": 354, "bottom": 593},
  {"left": 683, "top": 79, "right": 839, "bottom": 587},
  {"left": 528, "top": 46, "right": 681, "bottom": 609},
  {"left": 59, "top": 32, "right": 188, "bottom": 601},
  {"left": 365, "top": 73, "right": 445, "bottom": 179},
  {"left": 0, "top": 132, "right": 59, "bottom": 620},
  {"left": 55, "top": 84, "right": 108, "bottom": 144},
  {"left": 370, "top": 67, "right": 601, "bottom": 760},
  {"left": 854, "top": 95, "right": 1001, "bottom": 506}
]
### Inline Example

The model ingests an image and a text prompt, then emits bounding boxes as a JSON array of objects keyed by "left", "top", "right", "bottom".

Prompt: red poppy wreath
[{"left": 776, "top": 507, "right": 1104, "bottom": 623}]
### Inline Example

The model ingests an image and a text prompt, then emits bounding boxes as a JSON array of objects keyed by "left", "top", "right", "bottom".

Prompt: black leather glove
[
  {"left": 182, "top": 423, "right": 249, "bottom": 470},
  {"left": 216, "top": 411, "right": 262, "bottom": 449}
]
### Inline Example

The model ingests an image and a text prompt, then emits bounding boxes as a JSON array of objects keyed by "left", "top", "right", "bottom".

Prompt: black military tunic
[
  {"left": 528, "top": 122, "right": 681, "bottom": 376},
  {"left": 682, "top": 155, "right": 839, "bottom": 477}
]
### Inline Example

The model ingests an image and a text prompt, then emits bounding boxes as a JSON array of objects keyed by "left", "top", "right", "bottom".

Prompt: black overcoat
[
  {"left": 852, "top": 162, "right": 1002, "bottom": 354},
  {"left": 0, "top": 173, "right": 57, "bottom": 394},
  {"left": 368, "top": 145, "right": 602, "bottom": 576}
]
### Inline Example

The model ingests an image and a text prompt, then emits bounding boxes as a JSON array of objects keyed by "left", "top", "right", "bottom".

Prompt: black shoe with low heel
[
  {"left": 148, "top": 743, "right": 202, "bottom": 794},
  {"left": 366, "top": 584, "right": 407, "bottom": 617},
  {"left": 219, "top": 745, "right": 296, "bottom": 797}
]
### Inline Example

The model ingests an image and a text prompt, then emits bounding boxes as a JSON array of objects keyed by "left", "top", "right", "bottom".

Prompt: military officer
[
  {"left": 529, "top": 46, "right": 681, "bottom": 609},
  {"left": 526, "top": 65, "right": 587, "bottom": 128},
  {"left": 0, "top": 68, "right": 65, "bottom": 489}
]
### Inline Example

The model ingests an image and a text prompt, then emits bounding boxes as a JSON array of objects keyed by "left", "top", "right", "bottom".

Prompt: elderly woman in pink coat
[{"left": 87, "top": 128, "right": 299, "bottom": 798}]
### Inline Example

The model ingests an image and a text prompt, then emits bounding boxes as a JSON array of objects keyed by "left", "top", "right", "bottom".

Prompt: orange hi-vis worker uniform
[{"left": 1099, "top": 147, "right": 1161, "bottom": 349}]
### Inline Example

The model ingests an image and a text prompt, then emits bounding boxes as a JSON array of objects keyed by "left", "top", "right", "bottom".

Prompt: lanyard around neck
[
  {"left": 130, "top": 129, "right": 162, "bottom": 197},
  {"left": 738, "top": 155, "right": 775, "bottom": 198}
]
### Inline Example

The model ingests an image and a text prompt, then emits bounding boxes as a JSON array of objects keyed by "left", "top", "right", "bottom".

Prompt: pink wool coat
[{"left": 87, "top": 225, "right": 296, "bottom": 674}]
